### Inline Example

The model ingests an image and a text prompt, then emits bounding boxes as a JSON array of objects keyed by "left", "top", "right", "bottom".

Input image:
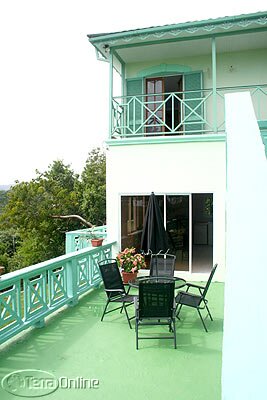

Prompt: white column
[{"left": 222, "top": 92, "right": 267, "bottom": 399}]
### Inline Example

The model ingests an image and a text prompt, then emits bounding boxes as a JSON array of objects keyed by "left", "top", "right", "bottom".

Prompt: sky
[{"left": 0, "top": 0, "right": 266, "bottom": 185}]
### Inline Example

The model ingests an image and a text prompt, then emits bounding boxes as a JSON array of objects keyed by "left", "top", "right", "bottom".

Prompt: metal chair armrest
[
  {"left": 186, "top": 283, "right": 205, "bottom": 294},
  {"left": 186, "top": 283, "right": 205, "bottom": 290}
]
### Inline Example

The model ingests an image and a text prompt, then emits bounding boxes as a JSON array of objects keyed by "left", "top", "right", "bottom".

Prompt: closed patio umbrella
[{"left": 140, "top": 192, "right": 169, "bottom": 254}]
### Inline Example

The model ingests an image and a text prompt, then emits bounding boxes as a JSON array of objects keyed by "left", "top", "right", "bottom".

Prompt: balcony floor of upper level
[
  {"left": 0, "top": 283, "right": 224, "bottom": 400},
  {"left": 106, "top": 133, "right": 226, "bottom": 147}
]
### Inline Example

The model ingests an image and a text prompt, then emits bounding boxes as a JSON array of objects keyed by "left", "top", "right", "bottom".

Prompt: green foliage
[
  {"left": 80, "top": 148, "right": 106, "bottom": 225},
  {"left": 0, "top": 190, "right": 8, "bottom": 214},
  {"left": 0, "top": 161, "right": 81, "bottom": 269},
  {"left": 0, "top": 149, "right": 106, "bottom": 272},
  {"left": 0, "top": 230, "right": 19, "bottom": 271}
]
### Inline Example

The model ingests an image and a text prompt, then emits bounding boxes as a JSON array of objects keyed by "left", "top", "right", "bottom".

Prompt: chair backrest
[
  {"left": 149, "top": 254, "right": 176, "bottom": 277},
  {"left": 202, "top": 263, "right": 218, "bottom": 298},
  {"left": 139, "top": 279, "right": 175, "bottom": 318},
  {"left": 98, "top": 259, "right": 125, "bottom": 299}
]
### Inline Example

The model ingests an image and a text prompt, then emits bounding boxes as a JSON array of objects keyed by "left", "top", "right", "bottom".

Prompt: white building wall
[
  {"left": 126, "top": 48, "right": 267, "bottom": 88},
  {"left": 221, "top": 93, "right": 267, "bottom": 399},
  {"left": 106, "top": 140, "right": 226, "bottom": 281}
]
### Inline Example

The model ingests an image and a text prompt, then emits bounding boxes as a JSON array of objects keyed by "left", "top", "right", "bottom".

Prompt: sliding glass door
[{"left": 120, "top": 193, "right": 213, "bottom": 273}]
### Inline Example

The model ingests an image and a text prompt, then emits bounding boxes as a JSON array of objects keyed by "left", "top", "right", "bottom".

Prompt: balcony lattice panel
[
  {"left": 77, "top": 257, "right": 90, "bottom": 293},
  {"left": 24, "top": 274, "right": 47, "bottom": 320},
  {"left": 48, "top": 266, "right": 68, "bottom": 307},
  {"left": 0, "top": 283, "right": 22, "bottom": 335}
]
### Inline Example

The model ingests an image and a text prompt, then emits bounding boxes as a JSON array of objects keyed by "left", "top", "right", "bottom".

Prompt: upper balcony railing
[{"left": 111, "top": 84, "right": 267, "bottom": 139}]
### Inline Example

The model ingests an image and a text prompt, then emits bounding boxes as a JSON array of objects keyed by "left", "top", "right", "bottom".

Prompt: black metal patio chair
[
  {"left": 98, "top": 259, "right": 137, "bottom": 329},
  {"left": 149, "top": 253, "right": 176, "bottom": 278},
  {"left": 175, "top": 264, "right": 218, "bottom": 332},
  {"left": 135, "top": 278, "right": 176, "bottom": 349}
]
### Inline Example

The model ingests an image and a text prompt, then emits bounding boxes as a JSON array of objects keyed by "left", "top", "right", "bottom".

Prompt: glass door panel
[
  {"left": 192, "top": 194, "right": 213, "bottom": 273},
  {"left": 121, "top": 195, "right": 164, "bottom": 251},
  {"left": 145, "top": 78, "right": 164, "bottom": 133},
  {"left": 166, "top": 195, "right": 189, "bottom": 271}
]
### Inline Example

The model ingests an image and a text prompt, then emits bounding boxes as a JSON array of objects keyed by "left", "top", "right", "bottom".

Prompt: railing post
[
  {"left": 109, "top": 49, "right": 114, "bottom": 139},
  {"left": 212, "top": 37, "right": 217, "bottom": 133},
  {"left": 133, "top": 97, "right": 136, "bottom": 133},
  {"left": 66, "top": 258, "right": 78, "bottom": 307},
  {"left": 65, "top": 232, "right": 75, "bottom": 254},
  {"left": 172, "top": 94, "right": 174, "bottom": 131}
]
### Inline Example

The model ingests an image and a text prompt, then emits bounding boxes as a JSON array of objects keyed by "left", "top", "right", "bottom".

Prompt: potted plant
[
  {"left": 51, "top": 214, "right": 105, "bottom": 247},
  {"left": 89, "top": 227, "right": 104, "bottom": 247},
  {"left": 116, "top": 247, "right": 146, "bottom": 284},
  {"left": 91, "top": 237, "right": 104, "bottom": 247}
]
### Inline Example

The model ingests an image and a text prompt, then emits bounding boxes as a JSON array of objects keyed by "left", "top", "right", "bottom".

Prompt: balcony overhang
[
  {"left": 106, "top": 133, "right": 226, "bottom": 148},
  {"left": 88, "top": 11, "right": 267, "bottom": 63}
]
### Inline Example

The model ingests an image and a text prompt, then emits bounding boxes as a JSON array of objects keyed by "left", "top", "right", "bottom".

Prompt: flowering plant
[{"left": 116, "top": 247, "right": 146, "bottom": 273}]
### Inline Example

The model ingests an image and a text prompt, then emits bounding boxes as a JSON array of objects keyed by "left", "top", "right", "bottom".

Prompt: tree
[
  {"left": 0, "top": 148, "right": 107, "bottom": 272},
  {"left": 0, "top": 190, "right": 8, "bottom": 214},
  {"left": 0, "top": 161, "right": 81, "bottom": 269},
  {"left": 80, "top": 148, "right": 106, "bottom": 226},
  {"left": 0, "top": 230, "right": 19, "bottom": 269}
]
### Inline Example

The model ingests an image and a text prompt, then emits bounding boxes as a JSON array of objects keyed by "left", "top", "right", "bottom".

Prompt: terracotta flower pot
[
  {"left": 91, "top": 238, "right": 104, "bottom": 247},
  {"left": 121, "top": 271, "right": 138, "bottom": 284}
]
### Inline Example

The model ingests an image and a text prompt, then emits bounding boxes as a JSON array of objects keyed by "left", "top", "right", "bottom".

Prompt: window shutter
[
  {"left": 183, "top": 72, "right": 203, "bottom": 134},
  {"left": 126, "top": 79, "right": 143, "bottom": 134}
]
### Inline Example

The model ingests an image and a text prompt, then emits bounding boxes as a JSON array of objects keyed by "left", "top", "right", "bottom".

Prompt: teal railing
[
  {"left": 112, "top": 84, "right": 267, "bottom": 138},
  {"left": 0, "top": 241, "right": 115, "bottom": 345},
  {"left": 65, "top": 225, "right": 107, "bottom": 253}
]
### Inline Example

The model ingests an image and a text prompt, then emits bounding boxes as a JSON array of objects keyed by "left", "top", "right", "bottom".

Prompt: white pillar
[{"left": 222, "top": 92, "right": 267, "bottom": 399}]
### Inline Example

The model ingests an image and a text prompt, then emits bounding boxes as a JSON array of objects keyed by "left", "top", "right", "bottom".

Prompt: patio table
[{"left": 128, "top": 276, "right": 186, "bottom": 290}]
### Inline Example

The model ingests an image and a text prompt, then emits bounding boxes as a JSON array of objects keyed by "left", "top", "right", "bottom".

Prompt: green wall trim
[
  {"left": 106, "top": 134, "right": 226, "bottom": 147},
  {"left": 136, "top": 64, "right": 192, "bottom": 78}
]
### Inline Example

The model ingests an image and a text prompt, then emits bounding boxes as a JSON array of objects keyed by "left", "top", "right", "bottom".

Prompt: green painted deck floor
[{"left": 0, "top": 283, "right": 224, "bottom": 400}]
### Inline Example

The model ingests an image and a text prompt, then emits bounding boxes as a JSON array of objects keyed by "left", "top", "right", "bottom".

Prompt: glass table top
[{"left": 128, "top": 276, "right": 186, "bottom": 289}]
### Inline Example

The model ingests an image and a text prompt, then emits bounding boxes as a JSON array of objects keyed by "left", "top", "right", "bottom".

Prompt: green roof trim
[{"left": 88, "top": 11, "right": 267, "bottom": 44}]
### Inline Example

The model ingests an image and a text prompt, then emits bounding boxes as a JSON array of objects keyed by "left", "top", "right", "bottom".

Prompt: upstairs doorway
[{"left": 145, "top": 75, "right": 183, "bottom": 133}]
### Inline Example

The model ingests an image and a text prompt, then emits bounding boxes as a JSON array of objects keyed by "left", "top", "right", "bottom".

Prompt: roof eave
[{"left": 87, "top": 11, "right": 267, "bottom": 44}]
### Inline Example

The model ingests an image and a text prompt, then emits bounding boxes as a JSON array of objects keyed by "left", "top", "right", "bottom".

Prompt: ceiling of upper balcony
[{"left": 115, "top": 31, "right": 267, "bottom": 64}]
